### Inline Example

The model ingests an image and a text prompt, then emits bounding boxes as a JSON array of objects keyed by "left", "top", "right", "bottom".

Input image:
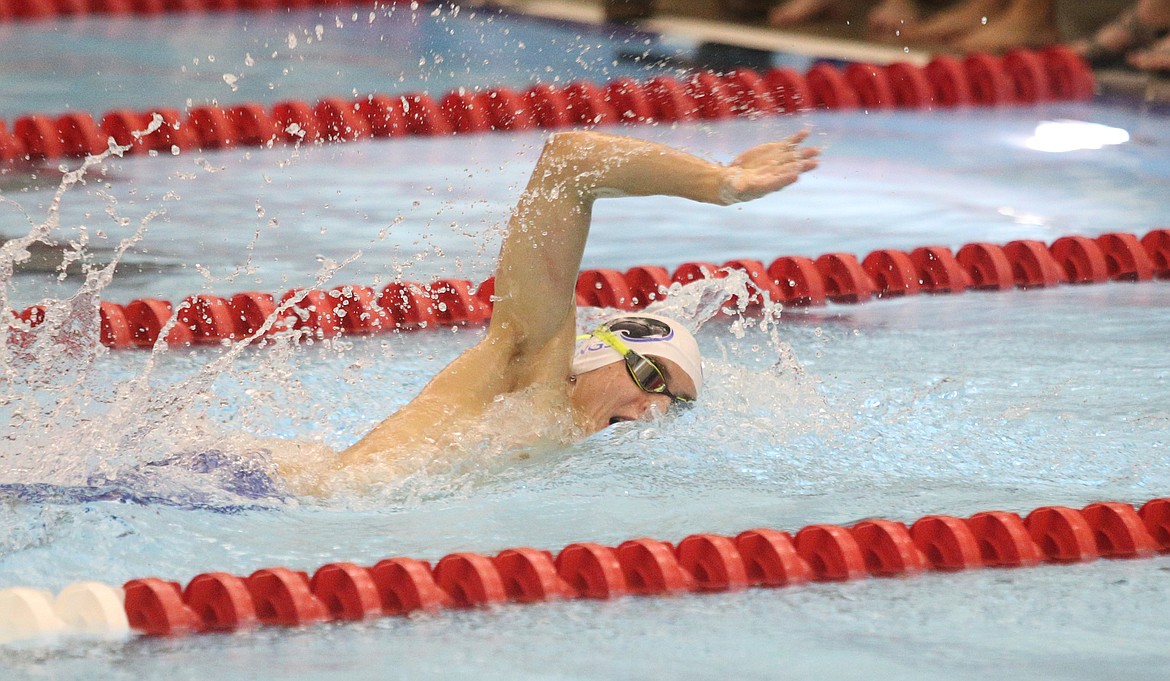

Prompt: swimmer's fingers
[
  {"left": 725, "top": 131, "right": 819, "bottom": 172},
  {"left": 721, "top": 137, "right": 819, "bottom": 204},
  {"left": 749, "top": 130, "right": 810, "bottom": 155},
  {"left": 729, "top": 142, "right": 793, "bottom": 168},
  {"left": 784, "top": 129, "right": 812, "bottom": 150}
]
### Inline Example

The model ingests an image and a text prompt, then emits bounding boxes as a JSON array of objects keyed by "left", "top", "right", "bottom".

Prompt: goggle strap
[{"left": 588, "top": 326, "right": 634, "bottom": 358}]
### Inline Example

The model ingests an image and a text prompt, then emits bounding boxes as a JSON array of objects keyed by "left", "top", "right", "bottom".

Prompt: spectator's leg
[
  {"left": 1128, "top": 33, "right": 1170, "bottom": 70},
  {"left": 1127, "top": 0, "right": 1170, "bottom": 70},
  {"left": 767, "top": 0, "right": 847, "bottom": 27},
  {"left": 868, "top": 0, "right": 924, "bottom": 39},
  {"left": 1072, "top": 3, "right": 1167, "bottom": 67},
  {"left": 902, "top": 0, "right": 1004, "bottom": 42},
  {"left": 1136, "top": 0, "right": 1170, "bottom": 27},
  {"left": 955, "top": 0, "right": 1060, "bottom": 51}
]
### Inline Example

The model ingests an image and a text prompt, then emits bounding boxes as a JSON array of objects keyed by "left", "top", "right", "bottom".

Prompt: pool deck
[{"left": 490, "top": 0, "right": 1170, "bottom": 105}]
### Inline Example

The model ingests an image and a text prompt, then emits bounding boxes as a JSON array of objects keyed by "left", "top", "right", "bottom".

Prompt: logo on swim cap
[{"left": 606, "top": 316, "right": 674, "bottom": 343}]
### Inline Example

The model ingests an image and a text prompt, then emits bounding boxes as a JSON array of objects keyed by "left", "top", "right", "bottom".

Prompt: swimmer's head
[{"left": 569, "top": 313, "right": 703, "bottom": 432}]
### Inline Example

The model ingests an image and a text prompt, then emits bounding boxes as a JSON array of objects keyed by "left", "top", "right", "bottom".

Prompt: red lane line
[
  {"left": 120, "top": 497, "right": 1170, "bottom": 636},
  {"left": 11, "top": 229, "right": 1163, "bottom": 351},
  {"left": 0, "top": 50, "right": 1095, "bottom": 165}
]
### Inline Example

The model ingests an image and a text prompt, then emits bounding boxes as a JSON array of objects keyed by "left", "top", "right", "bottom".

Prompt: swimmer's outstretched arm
[
  {"left": 488, "top": 130, "right": 820, "bottom": 359},
  {"left": 340, "top": 131, "right": 817, "bottom": 463}
]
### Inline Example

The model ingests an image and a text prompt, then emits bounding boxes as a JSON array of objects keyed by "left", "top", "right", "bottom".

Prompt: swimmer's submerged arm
[{"left": 487, "top": 130, "right": 820, "bottom": 359}]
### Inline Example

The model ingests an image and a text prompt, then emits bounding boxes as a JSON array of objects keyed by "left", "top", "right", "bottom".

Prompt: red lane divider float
[
  {"left": 116, "top": 497, "right": 1170, "bottom": 637},
  {"left": 11, "top": 228, "right": 1164, "bottom": 351},
  {"left": 0, "top": 47, "right": 1095, "bottom": 165}
]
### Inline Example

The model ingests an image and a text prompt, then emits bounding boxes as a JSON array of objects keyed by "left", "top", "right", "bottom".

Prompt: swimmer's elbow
[
  {"left": 541, "top": 131, "right": 611, "bottom": 169},
  {"left": 545, "top": 130, "right": 601, "bottom": 150},
  {"left": 530, "top": 132, "right": 604, "bottom": 198}
]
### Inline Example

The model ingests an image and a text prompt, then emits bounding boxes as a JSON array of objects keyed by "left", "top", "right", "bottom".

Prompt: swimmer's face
[{"left": 569, "top": 355, "right": 697, "bottom": 435}]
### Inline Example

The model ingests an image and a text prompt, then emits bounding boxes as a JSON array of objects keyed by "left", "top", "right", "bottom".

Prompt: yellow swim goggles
[{"left": 582, "top": 325, "right": 693, "bottom": 405}]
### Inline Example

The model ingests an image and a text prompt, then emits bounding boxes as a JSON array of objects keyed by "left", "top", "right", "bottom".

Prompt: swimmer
[{"left": 273, "top": 130, "right": 819, "bottom": 486}]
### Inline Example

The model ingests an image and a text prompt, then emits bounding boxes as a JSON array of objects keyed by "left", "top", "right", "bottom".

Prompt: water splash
[
  {"left": 0, "top": 132, "right": 373, "bottom": 509},
  {"left": 1, "top": 141, "right": 159, "bottom": 482}
]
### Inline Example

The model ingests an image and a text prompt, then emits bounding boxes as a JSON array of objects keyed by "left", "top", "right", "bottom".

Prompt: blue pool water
[{"left": 3, "top": 5, "right": 1170, "bottom": 681}]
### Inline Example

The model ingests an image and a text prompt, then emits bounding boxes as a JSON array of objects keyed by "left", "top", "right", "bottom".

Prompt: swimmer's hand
[{"left": 719, "top": 130, "right": 820, "bottom": 205}]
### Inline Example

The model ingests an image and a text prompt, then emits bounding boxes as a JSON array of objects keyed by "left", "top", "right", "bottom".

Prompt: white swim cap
[{"left": 571, "top": 313, "right": 704, "bottom": 394}]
